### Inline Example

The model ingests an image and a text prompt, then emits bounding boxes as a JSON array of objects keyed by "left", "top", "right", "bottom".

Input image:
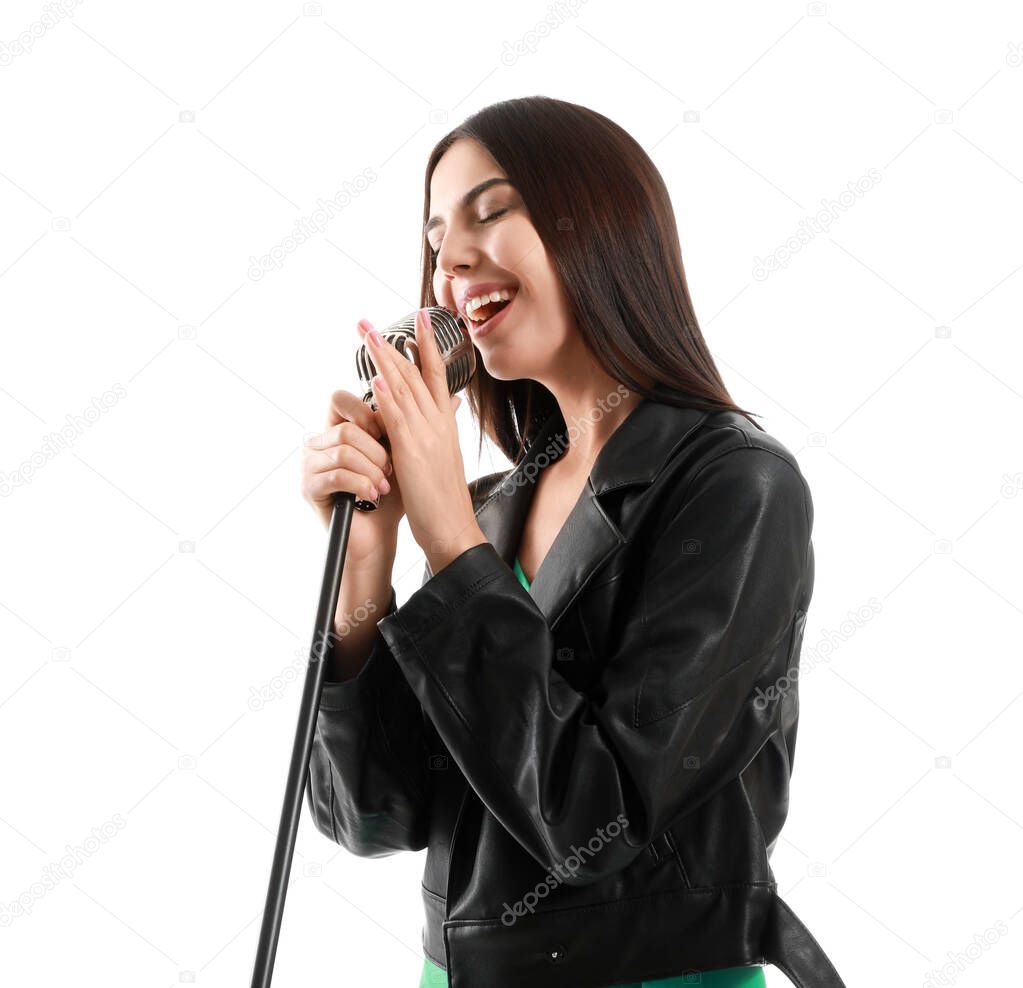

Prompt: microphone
[{"left": 352, "top": 305, "right": 477, "bottom": 511}]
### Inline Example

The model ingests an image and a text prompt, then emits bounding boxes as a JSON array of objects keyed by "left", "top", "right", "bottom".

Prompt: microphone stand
[
  {"left": 250, "top": 307, "right": 474, "bottom": 987},
  {"left": 250, "top": 487, "right": 357, "bottom": 988}
]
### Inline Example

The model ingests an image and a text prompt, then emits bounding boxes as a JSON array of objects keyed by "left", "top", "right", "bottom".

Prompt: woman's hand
[
  {"left": 362, "top": 308, "right": 486, "bottom": 574},
  {"left": 300, "top": 331, "right": 407, "bottom": 569}
]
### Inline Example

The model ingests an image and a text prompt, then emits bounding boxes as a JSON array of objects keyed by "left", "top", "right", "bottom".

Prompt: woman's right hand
[{"left": 301, "top": 386, "right": 406, "bottom": 567}]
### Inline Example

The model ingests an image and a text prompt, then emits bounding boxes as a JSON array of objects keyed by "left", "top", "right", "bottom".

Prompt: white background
[{"left": 2, "top": 1, "right": 1022, "bottom": 985}]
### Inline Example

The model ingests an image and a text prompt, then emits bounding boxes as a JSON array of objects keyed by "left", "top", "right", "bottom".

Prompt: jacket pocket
[{"left": 660, "top": 829, "right": 691, "bottom": 887}]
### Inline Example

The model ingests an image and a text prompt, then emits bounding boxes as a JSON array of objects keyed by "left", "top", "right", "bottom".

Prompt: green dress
[{"left": 416, "top": 556, "right": 767, "bottom": 988}]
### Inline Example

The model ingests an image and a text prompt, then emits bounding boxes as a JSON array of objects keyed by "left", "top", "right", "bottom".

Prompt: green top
[
  {"left": 420, "top": 953, "right": 765, "bottom": 987},
  {"left": 416, "top": 556, "right": 766, "bottom": 988},
  {"left": 513, "top": 554, "right": 532, "bottom": 590}
]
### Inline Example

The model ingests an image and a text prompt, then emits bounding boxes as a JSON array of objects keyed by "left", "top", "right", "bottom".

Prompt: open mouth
[{"left": 464, "top": 288, "right": 516, "bottom": 330}]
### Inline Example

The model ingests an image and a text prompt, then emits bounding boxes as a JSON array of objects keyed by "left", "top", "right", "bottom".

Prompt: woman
[{"left": 301, "top": 97, "right": 846, "bottom": 987}]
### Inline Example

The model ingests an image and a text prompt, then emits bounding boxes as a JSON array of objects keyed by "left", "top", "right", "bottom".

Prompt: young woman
[{"left": 301, "top": 97, "right": 846, "bottom": 988}]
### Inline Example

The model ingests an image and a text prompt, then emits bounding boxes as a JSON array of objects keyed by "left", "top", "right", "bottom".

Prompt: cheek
[
  {"left": 488, "top": 217, "right": 536, "bottom": 266},
  {"left": 512, "top": 244, "right": 556, "bottom": 307},
  {"left": 432, "top": 270, "right": 449, "bottom": 307}
]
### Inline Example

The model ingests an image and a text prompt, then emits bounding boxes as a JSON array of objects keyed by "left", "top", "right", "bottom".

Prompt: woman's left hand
[{"left": 361, "top": 309, "right": 487, "bottom": 575}]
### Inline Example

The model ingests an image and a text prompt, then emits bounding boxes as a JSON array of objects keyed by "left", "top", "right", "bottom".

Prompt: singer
[{"left": 302, "top": 96, "right": 846, "bottom": 988}]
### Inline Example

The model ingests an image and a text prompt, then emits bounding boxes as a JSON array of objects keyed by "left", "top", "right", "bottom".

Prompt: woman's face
[{"left": 427, "top": 138, "right": 572, "bottom": 381}]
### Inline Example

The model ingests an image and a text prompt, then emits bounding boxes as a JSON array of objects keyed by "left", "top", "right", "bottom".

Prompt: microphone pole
[{"left": 250, "top": 307, "right": 476, "bottom": 988}]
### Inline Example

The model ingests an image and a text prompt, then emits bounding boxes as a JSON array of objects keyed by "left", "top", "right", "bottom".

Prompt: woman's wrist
[
  {"left": 345, "top": 528, "right": 399, "bottom": 573},
  {"left": 423, "top": 522, "right": 488, "bottom": 578}
]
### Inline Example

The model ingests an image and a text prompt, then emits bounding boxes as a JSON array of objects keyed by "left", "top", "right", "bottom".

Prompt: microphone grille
[{"left": 356, "top": 306, "right": 476, "bottom": 411}]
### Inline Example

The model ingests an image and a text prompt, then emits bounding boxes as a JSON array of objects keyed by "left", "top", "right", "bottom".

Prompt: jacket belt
[{"left": 763, "top": 892, "right": 847, "bottom": 987}]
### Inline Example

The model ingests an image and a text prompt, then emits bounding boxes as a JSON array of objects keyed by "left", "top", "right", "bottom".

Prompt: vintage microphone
[{"left": 250, "top": 306, "right": 476, "bottom": 987}]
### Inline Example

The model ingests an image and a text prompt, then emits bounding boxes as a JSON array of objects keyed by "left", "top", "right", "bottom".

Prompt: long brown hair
[{"left": 419, "top": 96, "right": 762, "bottom": 466}]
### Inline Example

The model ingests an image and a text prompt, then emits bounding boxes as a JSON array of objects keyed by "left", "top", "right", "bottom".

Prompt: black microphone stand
[{"left": 250, "top": 307, "right": 474, "bottom": 987}]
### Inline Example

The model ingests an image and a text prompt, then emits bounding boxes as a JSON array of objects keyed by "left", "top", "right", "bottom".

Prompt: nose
[{"left": 435, "top": 223, "right": 479, "bottom": 277}]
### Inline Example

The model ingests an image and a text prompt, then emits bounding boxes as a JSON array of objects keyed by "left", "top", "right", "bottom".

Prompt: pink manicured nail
[
  {"left": 373, "top": 373, "right": 387, "bottom": 392},
  {"left": 369, "top": 328, "right": 383, "bottom": 347}
]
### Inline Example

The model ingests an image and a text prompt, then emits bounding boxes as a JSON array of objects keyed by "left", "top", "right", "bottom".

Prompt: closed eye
[{"left": 429, "top": 208, "right": 510, "bottom": 260}]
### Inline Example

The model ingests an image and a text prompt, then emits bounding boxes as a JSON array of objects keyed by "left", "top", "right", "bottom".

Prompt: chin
[{"left": 476, "top": 356, "right": 517, "bottom": 382}]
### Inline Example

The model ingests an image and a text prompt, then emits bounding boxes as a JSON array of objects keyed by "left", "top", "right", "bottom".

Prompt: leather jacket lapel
[{"left": 474, "top": 396, "right": 709, "bottom": 631}]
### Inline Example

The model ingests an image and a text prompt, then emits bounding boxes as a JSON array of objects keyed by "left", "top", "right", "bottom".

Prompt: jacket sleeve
[
  {"left": 305, "top": 566, "right": 434, "bottom": 857},
  {"left": 374, "top": 446, "right": 813, "bottom": 885}
]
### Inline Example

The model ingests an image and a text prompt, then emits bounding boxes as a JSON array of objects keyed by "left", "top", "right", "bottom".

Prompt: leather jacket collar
[{"left": 474, "top": 396, "right": 708, "bottom": 630}]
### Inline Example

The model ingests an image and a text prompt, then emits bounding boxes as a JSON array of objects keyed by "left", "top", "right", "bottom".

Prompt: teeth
[{"left": 466, "top": 287, "right": 515, "bottom": 321}]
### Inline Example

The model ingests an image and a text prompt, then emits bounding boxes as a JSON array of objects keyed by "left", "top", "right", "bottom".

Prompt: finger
[
  {"left": 353, "top": 321, "right": 388, "bottom": 437},
  {"left": 415, "top": 308, "right": 450, "bottom": 410},
  {"left": 357, "top": 317, "right": 399, "bottom": 416},
  {"left": 306, "top": 440, "right": 391, "bottom": 496},
  {"left": 306, "top": 420, "right": 392, "bottom": 478},
  {"left": 363, "top": 318, "right": 430, "bottom": 429},
  {"left": 362, "top": 327, "right": 414, "bottom": 447},
  {"left": 313, "top": 465, "right": 382, "bottom": 506},
  {"left": 380, "top": 316, "right": 438, "bottom": 419},
  {"left": 326, "top": 387, "right": 382, "bottom": 440},
  {"left": 370, "top": 367, "right": 415, "bottom": 450}
]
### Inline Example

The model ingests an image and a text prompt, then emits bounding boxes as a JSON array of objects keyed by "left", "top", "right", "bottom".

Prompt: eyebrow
[{"left": 424, "top": 177, "right": 512, "bottom": 237}]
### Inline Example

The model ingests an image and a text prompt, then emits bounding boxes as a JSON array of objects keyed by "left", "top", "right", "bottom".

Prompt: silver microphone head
[
  {"left": 351, "top": 306, "right": 476, "bottom": 512},
  {"left": 356, "top": 306, "right": 476, "bottom": 414}
]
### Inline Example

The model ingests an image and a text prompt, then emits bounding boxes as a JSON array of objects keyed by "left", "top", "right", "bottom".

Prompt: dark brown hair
[{"left": 419, "top": 96, "right": 762, "bottom": 466}]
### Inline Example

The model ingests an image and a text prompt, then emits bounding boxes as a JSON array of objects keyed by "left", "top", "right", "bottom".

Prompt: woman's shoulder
[
  {"left": 684, "top": 407, "right": 806, "bottom": 487},
  {"left": 651, "top": 405, "right": 812, "bottom": 531}
]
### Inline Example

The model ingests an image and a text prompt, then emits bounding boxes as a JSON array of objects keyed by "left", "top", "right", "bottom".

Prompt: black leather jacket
[{"left": 306, "top": 397, "right": 847, "bottom": 987}]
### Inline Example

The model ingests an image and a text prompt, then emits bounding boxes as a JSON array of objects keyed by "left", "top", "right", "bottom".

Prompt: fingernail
[
  {"left": 369, "top": 485, "right": 379, "bottom": 500},
  {"left": 379, "top": 477, "right": 391, "bottom": 494},
  {"left": 373, "top": 373, "right": 387, "bottom": 393},
  {"left": 369, "top": 329, "right": 383, "bottom": 347},
  {"left": 385, "top": 460, "right": 393, "bottom": 475}
]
